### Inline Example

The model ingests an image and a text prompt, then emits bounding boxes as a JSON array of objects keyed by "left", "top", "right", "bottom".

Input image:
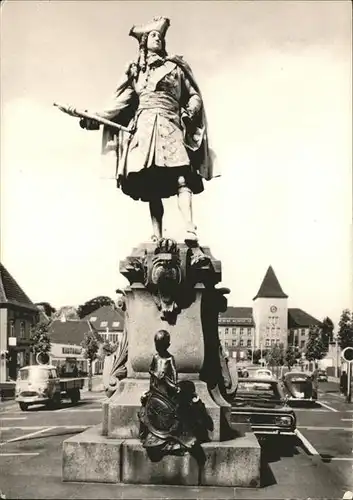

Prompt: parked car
[
  {"left": 15, "top": 364, "right": 84, "bottom": 411},
  {"left": 241, "top": 366, "right": 274, "bottom": 380},
  {"left": 317, "top": 369, "right": 328, "bottom": 382},
  {"left": 231, "top": 378, "right": 297, "bottom": 439},
  {"left": 254, "top": 368, "right": 274, "bottom": 379},
  {"left": 281, "top": 371, "right": 318, "bottom": 403}
]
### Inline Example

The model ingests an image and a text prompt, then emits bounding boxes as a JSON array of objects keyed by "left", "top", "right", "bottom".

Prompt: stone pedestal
[
  {"left": 125, "top": 283, "right": 206, "bottom": 374},
  {"left": 62, "top": 241, "right": 261, "bottom": 487},
  {"left": 103, "top": 378, "right": 229, "bottom": 442},
  {"left": 63, "top": 425, "right": 261, "bottom": 487}
]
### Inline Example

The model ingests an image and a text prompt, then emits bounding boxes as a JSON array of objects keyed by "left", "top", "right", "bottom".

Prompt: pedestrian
[{"left": 340, "top": 370, "right": 348, "bottom": 396}]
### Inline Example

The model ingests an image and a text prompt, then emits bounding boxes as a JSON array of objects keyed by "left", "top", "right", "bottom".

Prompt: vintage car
[
  {"left": 254, "top": 368, "right": 274, "bottom": 379},
  {"left": 231, "top": 378, "right": 297, "bottom": 438},
  {"left": 241, "top": 366, "right": 274, "bottom": 380},
  {"left": 281, "top": 371, "right": 318, "bottom": 403},
  {"left": 15, "top": 364, "right": 84, "bottom": 411},
  {"left": 317, "top": 369, "right": 328, "bottom": 382}
]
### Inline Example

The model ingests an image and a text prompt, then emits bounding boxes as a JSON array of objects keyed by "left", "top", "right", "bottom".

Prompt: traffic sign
[{"left": 341, "top": 347, "right": 353, "bottom": 363}]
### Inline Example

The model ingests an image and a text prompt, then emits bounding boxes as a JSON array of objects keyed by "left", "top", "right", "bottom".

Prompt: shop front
[
  {"left": 1, "top": 307, "right": 38, "bottom": 382},
  {"left": 49, "top": 343, "right": 88, "bottom": 376}
]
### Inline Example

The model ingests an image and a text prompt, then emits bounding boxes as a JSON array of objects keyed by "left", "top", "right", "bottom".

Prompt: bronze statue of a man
[{"left": 80, "top": 16, "right": 216, "bottom": 246}]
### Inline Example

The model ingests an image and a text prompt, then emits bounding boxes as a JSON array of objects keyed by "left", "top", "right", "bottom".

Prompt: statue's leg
[
  {"left": 177, "top": 176, "right": 197, "bottom": 244},
  {"left": 149, "top": 198, "right": 164, "bottom": 242},
  {"left": 177, "top": 176, "right": 210, "bottom": 266}
]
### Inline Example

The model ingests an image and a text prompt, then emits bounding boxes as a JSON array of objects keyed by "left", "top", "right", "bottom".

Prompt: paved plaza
[{"left": 0, "top": 382, "right": 352, "bottom": 499}]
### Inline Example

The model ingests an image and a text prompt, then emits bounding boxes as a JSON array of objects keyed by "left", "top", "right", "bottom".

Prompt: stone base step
[{"left": 62, "top": 424, "right": 261, "bottom": 488}]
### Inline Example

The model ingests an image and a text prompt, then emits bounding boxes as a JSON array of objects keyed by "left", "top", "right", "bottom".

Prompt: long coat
[{"left": 98, "top": 55, "right": 217, "bottom": 201}]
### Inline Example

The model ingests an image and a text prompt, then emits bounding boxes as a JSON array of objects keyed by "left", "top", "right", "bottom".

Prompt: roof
[
  {"left": 284, "top": 371, "right": 311, "bottom": 378},
  {"left": 237, "top": 377, "right": 279, "bottom": 385},
  {"left": 48, "top": 320, "right": 96, "bottom": 345},
  {"left": 253, "top": 266, "right": 288, "bottom": 300},
  {"left": 288, "top": 308, "right": 321, "bottom": 328},
  {"left": 82, "top": 305, "right": 125, "bottom": 331},
  {"left": 219, "top": 307, "right": 254, "bottom": 326},
  {"left": 19, "top": 364, "right": 56, "bottom": 371},
  {"left": 0, "top": 263, "right": 38, "bottom": 310}
]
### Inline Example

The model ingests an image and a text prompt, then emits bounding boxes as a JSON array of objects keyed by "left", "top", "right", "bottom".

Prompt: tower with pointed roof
[{"left": 252, "top": 266, "right": 288, "bottom": 350}]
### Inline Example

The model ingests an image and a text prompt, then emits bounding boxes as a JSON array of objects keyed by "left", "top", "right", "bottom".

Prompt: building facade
[
  {"left": 218, "top": 307, "right": 255, "bottom": 360},
  {"left": 83, "top": 305, "right": 125, "bottom": 345},
  {"left": 219, "top": 266, "right": 321, "bottom": 358},
  {"left": 0, "top": 263, "right": 39, "bottom": 382},
  {"left": 47, "top": 306, "right": 125, "bottom": 376},
  {"left": 48, "top": 318, "right": 96, "bottom": 375}
]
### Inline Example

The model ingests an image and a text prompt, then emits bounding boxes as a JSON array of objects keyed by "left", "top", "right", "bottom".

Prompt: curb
[{"left": 294, "top": 429, "right": 320, "bottom": 456}]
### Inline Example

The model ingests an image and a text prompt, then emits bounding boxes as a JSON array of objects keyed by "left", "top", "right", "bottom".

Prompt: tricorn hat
[{"left": 129, "top": 16, "right": 170, "bottom": 42}]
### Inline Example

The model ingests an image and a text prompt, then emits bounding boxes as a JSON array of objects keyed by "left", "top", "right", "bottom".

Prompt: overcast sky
[{"left": 1, "top": 0, "right": 352, "bottom": 329}]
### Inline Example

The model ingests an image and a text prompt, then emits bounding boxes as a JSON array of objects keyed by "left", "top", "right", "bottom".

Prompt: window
[
  {"left": 265, "top": 338, "right": 270, "bottom": 347},
  {"left": 276, "top": 327, "right": 281, "bottom": 336},
  {"left": 247, "top": 328, "right": 251, "bottom": 335},
  {"left": 100, "top": 321, "right": 108, "bottom": 328},
  {"left": 232, "top": 339, "right": 236, "bottom": 347},
  {"left": 89, "top": 316, "right": 97, "bottom": 322},
  {"left": 18, "top": 351, "right": 25, "bottom": 367},
  {"left": 271, "top": 339, "right": 275, "bottom": 345},
  {"left": 240, "top": 328, "right": 244, "bottom": 336},
  {"left": 300, "top": 340, "right": 305, "bottom": 348},
  {"left": 225, "top": 328, "right": 229, "bottom": 335},
  {"left": 225, "top": 341, "right": 229, "bottom": 347},
  {"left": 240, "top": 339, "right": 244, "bottom": 347},
  {"left": 9, "top": 320, "right": 14, "bottom": 336},
  {"left": 232, "top": 328, "right": 236, "bottom": 335},
  {"left": 247, "top": 339, "right": 251, "bottom": 347},
  {"left": 20, "top": 322, "right": 25, "bottom": 339},
  {"left": 301, "top": 329, "right": 305, "bottom": 335},
  {"left": 112, "top": 321, "right": 120, "bottom": 328}
]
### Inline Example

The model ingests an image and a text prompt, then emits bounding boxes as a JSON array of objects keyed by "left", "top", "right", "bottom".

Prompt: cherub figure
[
  {"left": 139, "top": 330, "right": 210, "bottom": 460},
  {"left": 146, "top": 329, "right": 180, "bottom": 399}
]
